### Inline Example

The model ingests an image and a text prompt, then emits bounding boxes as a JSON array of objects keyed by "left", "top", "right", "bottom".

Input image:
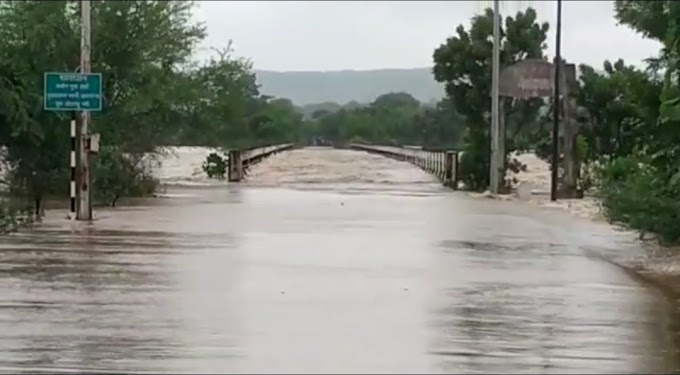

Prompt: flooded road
[{"left": 1, "top": 147, "right": 680, "bottom": 373}]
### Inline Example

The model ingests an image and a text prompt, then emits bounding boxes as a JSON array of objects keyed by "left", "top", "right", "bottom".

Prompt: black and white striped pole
[{"left": 70, "top": 111, "right": 77, "bottom": 218}]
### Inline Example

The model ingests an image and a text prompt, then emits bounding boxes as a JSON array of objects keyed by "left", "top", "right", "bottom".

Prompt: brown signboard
[{"left": 499, "top": 58, "right": 576, "bottom": 99}]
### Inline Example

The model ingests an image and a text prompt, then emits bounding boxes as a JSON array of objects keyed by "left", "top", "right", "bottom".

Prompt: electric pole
[
  {"left": 78, "top": 0, "right": 92, "bottom": 220},
  {"left": 490, "top": 0, "right": 501, "bottom": 194},
  {"left": 550, "top": 0, "right": 562, "bottom": 202}
]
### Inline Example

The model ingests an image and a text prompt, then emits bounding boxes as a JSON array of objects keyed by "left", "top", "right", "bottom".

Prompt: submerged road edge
[{"left": 472, "top": 190, "right": 680, "bottom": 300}]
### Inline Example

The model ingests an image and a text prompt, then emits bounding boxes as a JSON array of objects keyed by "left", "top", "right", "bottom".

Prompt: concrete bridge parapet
[{"left": 348, "top": 143, "right": 459, "bottom": 189}]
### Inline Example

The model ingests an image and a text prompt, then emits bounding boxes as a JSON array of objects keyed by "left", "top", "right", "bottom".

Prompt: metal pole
[
  {"left": 69, "top": 111, "right": 77, "bottom": 219},
  {"left": 490, "top": 0, "right": 501, "bottom": 194},
  {"left": 78, "top": 0, "right": 92, "bottom": 220},
  {"left": 550, "top": 0, "right": 562, "bottom": 202}
]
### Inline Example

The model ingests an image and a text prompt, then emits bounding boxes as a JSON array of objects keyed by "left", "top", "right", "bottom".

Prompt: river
[{"left": 1, "top": 147, "right": 679, "bottom": 373}]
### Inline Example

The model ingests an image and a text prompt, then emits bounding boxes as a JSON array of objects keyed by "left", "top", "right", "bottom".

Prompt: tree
[
  {"left": 432, "top": 7, "right": 550, "bottom": 190},
  {"left": 578, "top": 60, "right": 660, "bottom": 161},
  {"left": 309, "top": 92, "right": 416, "bottom": 145},
  {"left": 614, "top": 0, "right": 675, "bottom": 42},
  {"left": 414, "top": 98, "right": 465, "bottom": 149},
  {"left": 587, "top": 0, "right": 680, "bottom": 243},
  {"left": 0, "top": 1, "right": 248, "bottom": 211},
  {"left": 246, "top": 97, "right": 303, "bottom": 145},
  {"left": 91, "top": 0, "right": 206, "bottom": 151},
  {"left": 179, "top": 44, "right": 260, "bottom": 148},
  {"left": 0, "top": 0, "right": 80, "bottom": 213},
  {"left": 302, "top": 91, "right": 465, "bottom": 149}
]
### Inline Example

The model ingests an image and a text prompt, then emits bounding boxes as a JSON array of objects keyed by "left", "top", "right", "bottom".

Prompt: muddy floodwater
[{"left": 2, "top": 147, "right": 680, "bottom": 373}]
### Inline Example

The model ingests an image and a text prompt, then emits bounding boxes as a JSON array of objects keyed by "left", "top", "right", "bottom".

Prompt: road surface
[{"left": 1, "top": 147, "right": 679, "bottom": 373}]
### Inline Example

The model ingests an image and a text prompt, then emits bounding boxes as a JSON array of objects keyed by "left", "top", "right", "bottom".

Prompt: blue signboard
[{"left": 44, "top": 72, "right": 102, "bottom": 111}]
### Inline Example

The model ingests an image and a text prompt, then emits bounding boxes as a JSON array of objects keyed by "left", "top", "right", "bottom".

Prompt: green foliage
[
  {"left": 308, "top": 93, "right": 464, "bottom": 149},
  {"left": 0, "top": 0, "right": 208, "bottom": 216},
  {"left": 414, "top": 98, "right": 465, "bottom": 149},
  {"left": 432, "top": 7, "right": 550, "bottom": 190},
  {"left": 575, "top": 134, "right": 596, "bottom": 192},
  {"left": 457, "top": 127, "right": 490, "bottom": 191},
  {"left": 578, "top": 1, "right": 680, "bottom": 243},
  {"left": 575, "top": 60, "right": 661, "bottom": 162},
  {"left": 202, "top": 152, "right": 228, "bottom": 179},
  {"left": 0, "top": 199, "right": 34, "bottom": 234},
  {"left": 92, "top": 146, "right": 157, "bottom": 207},
  {"left": 613, "top": 0, "right": 676, "bottom": 43},
  {"left": 596, "top": 155, "right": 680, "bottom": 243}
]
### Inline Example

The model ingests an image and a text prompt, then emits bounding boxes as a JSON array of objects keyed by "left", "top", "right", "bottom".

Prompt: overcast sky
[{"left": 193, "top": 0, "right": 662, "bottom": 72}]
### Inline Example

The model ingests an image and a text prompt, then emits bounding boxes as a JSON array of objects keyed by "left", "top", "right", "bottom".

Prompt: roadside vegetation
[
  {"left": 1, "top": 1, "right": 679, "bottom": 244},
  {"left": 0, "top": 0, "right": 305, "bottom": 230},
  {"left": 429, "top": 1, "right": 680, "bottom": 244}
]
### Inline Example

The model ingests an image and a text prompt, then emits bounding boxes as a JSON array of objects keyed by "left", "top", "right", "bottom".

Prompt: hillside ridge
[{"left": 254, "top": 67, "right": 444, "bottom": 106}]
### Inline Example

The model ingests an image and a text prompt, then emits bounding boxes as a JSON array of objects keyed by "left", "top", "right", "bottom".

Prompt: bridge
[{"left": 226, "top": 142, "right": 460, "bottom": 189}]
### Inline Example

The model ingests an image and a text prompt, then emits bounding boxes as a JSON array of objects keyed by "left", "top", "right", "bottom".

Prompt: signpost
[
  {"left": 44, "top": 72, "right": 102, "bottom": 111},
  {"left": 41, "top": 0, "right": 96, "bottom": 222},
  {"left": 498, "top": 58, "right": 578, "bottom": 199},
  {"left": 43, "top": 70, "right": 101, "bottom": 221}
]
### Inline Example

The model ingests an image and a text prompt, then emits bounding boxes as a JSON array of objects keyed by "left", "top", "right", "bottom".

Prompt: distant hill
[{"left": 254, "top": 68, "right": 444, "bottom": 106}]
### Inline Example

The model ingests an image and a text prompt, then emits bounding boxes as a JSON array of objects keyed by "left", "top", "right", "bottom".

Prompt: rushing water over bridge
[{"left": 1, "top": 146, "right": 680, "bottom": 373}]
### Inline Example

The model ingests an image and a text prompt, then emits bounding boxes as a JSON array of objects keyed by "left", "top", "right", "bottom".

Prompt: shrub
[
  {"left": 457, "top": 128, "right": 490, "bottom": 191},
  {"left": 93, "top": 146, "right": 159, "bottom": 207},
  {"left": 596, "top": 154, "right": 680, "bottom": 243},
  {"left": 202, "top": 152, "right": 228, "bottom": 179},
  {"left": 0, "top": 198, "right": 34, "bottom": 234}
]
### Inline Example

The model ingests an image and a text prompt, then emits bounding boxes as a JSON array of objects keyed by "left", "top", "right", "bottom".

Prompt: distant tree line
[{"left": 299, "top": 92, "right": 464, "bottom": 149}]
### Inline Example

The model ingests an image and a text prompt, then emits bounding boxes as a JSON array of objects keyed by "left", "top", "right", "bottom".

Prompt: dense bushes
[
  {"left": 0, "top": 199, "right": 34, "bottom": 234},
  {"left": 596, "top": 155, "right": 680, "bottom": 243},
  {"left": 202, "top": 152, "right": 229, "bottom": 179},
  {"left": 457, "top": 129, "right": 490, "bottom": 192},
  {"left": 584, "top": 1, "right": 680, "bottom": 244},
  {"left": 92, "top": 147, "right": 158, "bottom": 207}
]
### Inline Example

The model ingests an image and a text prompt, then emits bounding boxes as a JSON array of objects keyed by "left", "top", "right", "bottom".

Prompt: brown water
[{"left": 1, "top": 147, "right": 680, "bottom": 374}]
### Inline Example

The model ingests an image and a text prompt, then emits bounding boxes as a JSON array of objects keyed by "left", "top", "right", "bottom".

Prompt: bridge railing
[
  {"left": 349, "top": 144, "right": 459, "bottom": 189},
  {"left": 228, "top": 143, "right": 295, "bottom": 182}
]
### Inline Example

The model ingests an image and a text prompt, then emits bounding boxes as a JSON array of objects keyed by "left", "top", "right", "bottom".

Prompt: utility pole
[
  {"left": 78, "top": 0, "right": 92, "bottom": 220},
  {"left": 550, "top": 0, "right": 562, "bottom": 202},
  {"left": 489, "top": 0, "right": 501, "bottom": 194}
]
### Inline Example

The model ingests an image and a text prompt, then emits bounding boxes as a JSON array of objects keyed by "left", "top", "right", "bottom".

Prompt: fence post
[
  {"left": 445, "top": 151, "right": 453, "bottom": 187},
  {"left": 439, "top": 153, "right": 444, "bottom": 178},
  {"left": 453, "top": 151, "right": 459, "bottom": 190},
  {"left": 228, "top": 150, "right": 243, "bottom": 182}
]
